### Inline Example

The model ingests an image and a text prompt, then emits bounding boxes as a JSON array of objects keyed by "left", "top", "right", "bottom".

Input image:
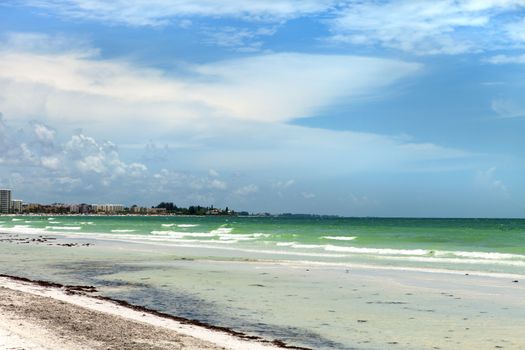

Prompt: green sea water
[{"left": 1, "top": 216, "right": 525, "bottom": 275}]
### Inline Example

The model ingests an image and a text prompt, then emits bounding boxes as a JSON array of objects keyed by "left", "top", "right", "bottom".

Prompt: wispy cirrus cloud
[
  {"left": 491, "top": 98, "right": 525, "bottom": 118},
  {"left": 328, "top": 0, "right": 525, "bottom": 54},
  {"left": 0, "top": 32, "right": 422, "bottom": 129},
  {"left": 486, "top": 53, "right": 525, "bottom": 64},
  {"left": 15, "top": 0, "right": 525, "bottom": 55},
  {"left": 20, "top": 0, "right": 336, "bottom": 26}
]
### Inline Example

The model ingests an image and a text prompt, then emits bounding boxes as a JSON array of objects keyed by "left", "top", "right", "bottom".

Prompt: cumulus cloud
[{"left": 0, "top": 117, "right": 237, "bottom": 205}]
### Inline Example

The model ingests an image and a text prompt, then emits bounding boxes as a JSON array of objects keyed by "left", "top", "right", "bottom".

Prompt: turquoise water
[{"left": 2, "top": 216, "right": 525, "bottom": 275}]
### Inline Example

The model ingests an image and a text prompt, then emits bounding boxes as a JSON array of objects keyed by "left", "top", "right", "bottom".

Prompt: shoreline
[
  {"left": 0, "top": 274, "right": 309, "bottom": 350},
  {"left": 2, "top": 227, "right": 525, "bottom": 281}
]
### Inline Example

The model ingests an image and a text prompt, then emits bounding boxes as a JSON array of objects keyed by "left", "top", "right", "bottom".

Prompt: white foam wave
[
  {"left": 434, "top": 250, "right": 524, "bottom": 260},
  {"left": 45, "top": 226, "right": 81, "bottom": 231},
  {"left": 377, "top": 255, "right": 525, "bottom": 267},
  {"left": 276, "top": 242, "right": 296, "bottom": 247},
  {"left": 177, "top": 224, "right": 199, "bottom": 228},
  {"left": 161, "top": 224, "right": 174, "bottom": 227},
  {"left": 48, "top": 221, "right": 61, "bottom": 224},
  {"left": 292, "top": 244, "right": 325, "bottom": 249},
  {"left": 11, "top": 218, "right": 23, "bottom": 221},
  {"left": 47, "top": 218, "right": 55, "bottom": 220},
  {"left": 252, "top": 233, "right": 271, "bottom": 238},
  {"left": 80, "top": 222, "right": 94, "bottom": 225},
  {"left": 324, "top": 245, "right": 430, "bottom": 256},
  {"left": 14, "top": 225, "right": 30, "bottom": 229},
  {"left": 210, "top": 227, "right": 233, "bottom": 235},
  {"left": 111, "top": 229, "right": 136, "bottom": 233},
  {"left": 150, "top": 231, "right": 216, "bottom": 238},
  {"left": 218, "top": 234, "right": 256, "bottom": 241},
  {"left": 322, "top": 236, "right": 357, "bottom": 241}
]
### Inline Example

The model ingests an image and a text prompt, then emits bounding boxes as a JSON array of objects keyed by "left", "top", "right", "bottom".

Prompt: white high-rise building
[
  {"left": 0, "top": 189, "right": 12, "bottom": 214},
  {"left": 11, "top": 199, "right": 23, "bottom": 213}
]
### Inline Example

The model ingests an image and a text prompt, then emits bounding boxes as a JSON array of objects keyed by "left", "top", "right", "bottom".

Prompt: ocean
[
  {"left": 1, "top": 216, "right": 525, "bottom": 349},
  {"left": 2, "top": 216, "right": 525, "bottom": 275}
]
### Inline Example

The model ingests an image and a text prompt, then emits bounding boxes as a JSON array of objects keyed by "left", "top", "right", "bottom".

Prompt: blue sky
[{"left": 0, "top": 0, "right": 524, "bottom": 217}]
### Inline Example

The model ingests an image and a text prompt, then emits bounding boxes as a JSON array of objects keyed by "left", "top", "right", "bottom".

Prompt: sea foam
[
  {"left": 322, "top": 236, "right": 357, "bottom": 241},
  {"left": 45, "top": 226, "right": 82, "bottom": 231}
]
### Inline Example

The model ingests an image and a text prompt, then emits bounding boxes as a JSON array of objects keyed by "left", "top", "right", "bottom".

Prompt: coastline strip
[{"left": 0, "top": 275, "right": 309, "bottom": 350}]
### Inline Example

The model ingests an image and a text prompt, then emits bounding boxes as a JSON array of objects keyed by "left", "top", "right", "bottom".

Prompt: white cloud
[
  {"left": 0, "top": 33, "right": 421, "bottom": 129},
  {"left": 15, "top": 0, "right": 525, "bottom": 55},
  {"left": 202, "top": 25, "right": 278, "bottom": 52},
  {"left": 273, "top": 179, "right": 295, "bottom": 189},
  {"left": 491, "top": 98, "right": 525, "bottom": 118},
  {"left": 41, "top": 156, "right": 61, "bottom": 170},
  {"left": 32, "top": 122, "right": 56, "bottom": 144},
  {"left": 475, "top": 167, "right": 508, "bottom": 194},
  {"left": 235, "top": 184, "right": 259, "bottom": 196},
  {"left": 328, "top": 0, "right": 525, "bottom": 54},
  {"left": 301, "top": 192, "right": 316, "bottom": 199},
  {"left": 505, "top": 17, "right": 525, "bottom": 42},
  {"left": 0, "top": 33, "right": 486, "bottom": 207},
  {"left": 21, "top": 0, "right": 335, "bottom": 26},
  {"left": 486, "top": 53, "right": 525, "bottom": 64},
  {"left": 0, "top": 118, "right": 236, "bottom": 204}
]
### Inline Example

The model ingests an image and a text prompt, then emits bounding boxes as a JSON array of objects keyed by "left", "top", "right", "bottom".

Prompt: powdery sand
[{"left": 0, "top": 276, "right": 287, "bottom": 350}]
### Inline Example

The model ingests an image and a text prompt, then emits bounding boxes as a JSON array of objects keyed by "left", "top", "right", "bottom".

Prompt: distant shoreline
[{"left": 1, "top": 213, "right": 524, "bottom": 219}]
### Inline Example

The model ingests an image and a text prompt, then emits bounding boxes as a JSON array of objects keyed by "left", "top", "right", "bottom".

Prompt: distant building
[
  {"left": 69, "top": 204, "right": 80, "bottom": 213},
  {"left": 23, "top": 203, "right": 42, "bottom": 213},
  {"left": 147, "top": 207, "right": 167, "bottom": 214},
  {"left": 92, "top": 204, "right": 124, "bottom": 213},
  {"left": 130, "top": 205, "right": 147, "bottom": 214},
  {"left": 78, "top": 203, "right": 91, "bottom": 214},
  {"left": 0, "top": 189, "right": 12, "bottom": 214},
  {"left": 11, "top": 199, "right": 23, "bottom": 213}
]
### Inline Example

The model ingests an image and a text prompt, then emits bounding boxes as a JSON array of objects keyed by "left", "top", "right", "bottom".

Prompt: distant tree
[{"left": 156, "top": 202, "right": 177, "bottom": 212}]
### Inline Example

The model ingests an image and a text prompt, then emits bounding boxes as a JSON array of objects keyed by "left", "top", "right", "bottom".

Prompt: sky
[{"left": 0, "top": 0, "right": 524, "bottom": 217}]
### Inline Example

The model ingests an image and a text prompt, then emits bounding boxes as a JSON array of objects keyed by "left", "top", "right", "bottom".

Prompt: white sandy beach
[{"left": 0, "top": 276, "right": 286, "bottom": 350}]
